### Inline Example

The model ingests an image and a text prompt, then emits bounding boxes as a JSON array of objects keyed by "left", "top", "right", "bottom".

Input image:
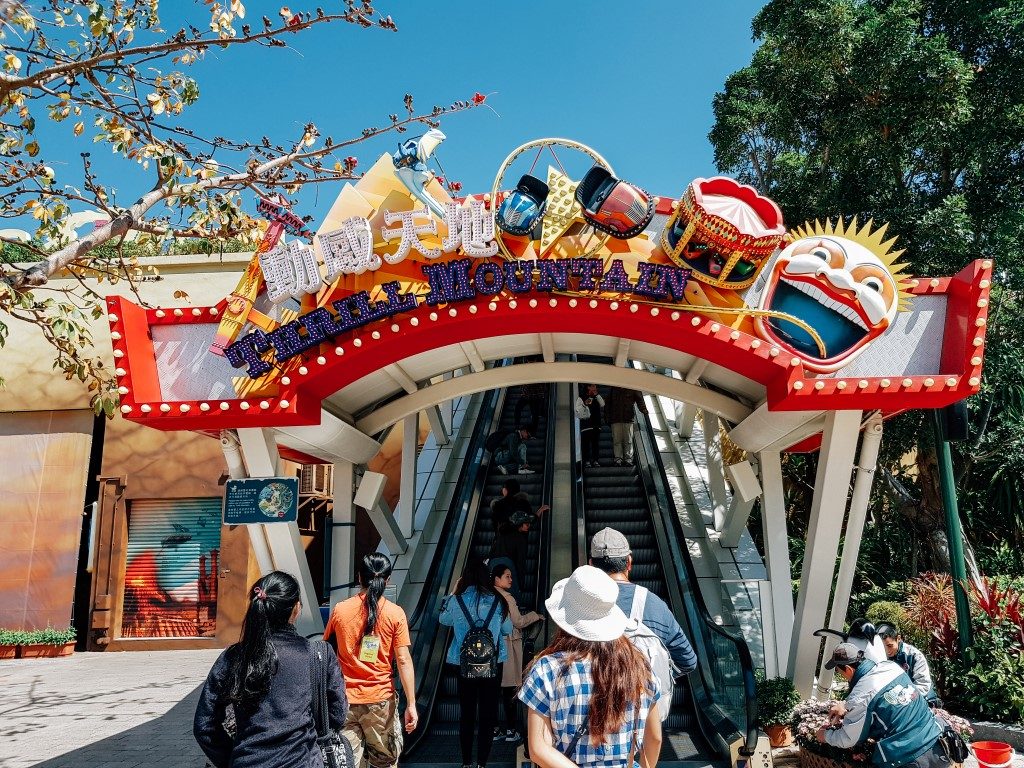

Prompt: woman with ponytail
[
  {"left": 324, "top": 552, "right": 417, "bottom": 768},
  {"left": 193, "top": 571, "right": 347, "bottom": 768}
]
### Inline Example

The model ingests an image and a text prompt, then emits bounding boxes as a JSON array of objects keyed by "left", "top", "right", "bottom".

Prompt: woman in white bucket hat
[{"left": 518, "top": 565, "right": 662, "bottom": 768}]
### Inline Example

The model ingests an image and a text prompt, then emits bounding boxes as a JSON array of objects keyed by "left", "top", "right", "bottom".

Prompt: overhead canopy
[{"left": 105, "top": 138, "right": 991, "bottom": 452}]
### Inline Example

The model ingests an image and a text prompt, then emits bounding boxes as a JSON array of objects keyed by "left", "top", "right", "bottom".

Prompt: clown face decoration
[{"left": 754, "top": 218, "right": 910, "bottom": 373}]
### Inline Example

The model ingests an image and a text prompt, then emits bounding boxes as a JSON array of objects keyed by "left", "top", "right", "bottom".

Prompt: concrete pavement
[
  {"left": 0, "top": 649, "right": 220, "bottom": 768},
  {"left": 2, "top": 648, "right": 1020, "bottom": 768}
]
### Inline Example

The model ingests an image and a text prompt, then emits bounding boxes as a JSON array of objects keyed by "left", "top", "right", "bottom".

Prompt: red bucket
[{"left": 973, "top": 741, "right": 1014, "bottom": 768}]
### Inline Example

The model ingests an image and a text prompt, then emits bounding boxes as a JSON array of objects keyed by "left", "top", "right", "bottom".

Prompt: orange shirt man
[{"left": 324, "top": 554, "right": 416, "bottom": 768}]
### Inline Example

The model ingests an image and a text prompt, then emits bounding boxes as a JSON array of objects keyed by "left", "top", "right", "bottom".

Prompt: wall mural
[{"left": 122, "top": 500, "right": 221, "bottom": 639}]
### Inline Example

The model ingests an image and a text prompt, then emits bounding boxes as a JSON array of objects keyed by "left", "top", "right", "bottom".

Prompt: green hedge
[{"left": 0, "top": 626, "right": 77, "bottom": 645}]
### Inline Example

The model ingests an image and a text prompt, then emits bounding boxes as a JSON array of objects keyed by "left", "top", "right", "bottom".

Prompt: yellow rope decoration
[{"left": 683, "top": 305, "right": 827, "bottom": 358}]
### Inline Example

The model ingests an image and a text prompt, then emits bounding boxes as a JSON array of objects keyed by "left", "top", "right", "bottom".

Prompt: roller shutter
[{"left": 122, "top": 498, "right": 222, "bottom": 639}]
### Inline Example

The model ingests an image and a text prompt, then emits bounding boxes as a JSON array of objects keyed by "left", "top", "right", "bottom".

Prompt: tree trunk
[{"left": 905, "top": 447, "right": 951, "bottom": 572}]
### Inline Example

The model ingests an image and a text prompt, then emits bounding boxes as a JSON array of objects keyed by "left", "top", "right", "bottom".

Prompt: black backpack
[
  {"left": 456, "top": 594, "right": 500, "bottom": 679},
  {"left": 484, "top": 428, "right": 514, "bottom": 454}
]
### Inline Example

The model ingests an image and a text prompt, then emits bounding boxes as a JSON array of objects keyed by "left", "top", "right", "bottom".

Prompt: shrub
[
  {"left": 34, "top": 626, "right": 78, "bottom": 646},
  {"left": 944, "top": 620, "right": 1024, "bottom": 726},
  {"left": 905, "top": 572, "right": 957, "bottom": 633},
  {"left": 0, "top": 626, "right": 78, "bottom": 646},
  {"left": 0, "top": 628, "right": 31, "bottom": 645},
  {"left": 848, "top": 580, "right": 911, "bottom": 619},
  {"left": 756, "top": 672, "right": 800, "bottom": 727}
]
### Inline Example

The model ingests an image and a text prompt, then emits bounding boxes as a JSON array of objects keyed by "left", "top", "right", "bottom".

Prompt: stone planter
[
  {"left": 0, "top": 644, "right": 18, "bottom": 660},
  {"left": 766, "top": 724, "right": 794, "bottom": 747},
  {"left": 972, "top": 721, "right": 1024, "bottom": 754},
  {"left": 19, "top": 642, "right": 74, "bottom": 658},
  {"left": 797, "top": 746, "right": 857, "bottom": 768}
]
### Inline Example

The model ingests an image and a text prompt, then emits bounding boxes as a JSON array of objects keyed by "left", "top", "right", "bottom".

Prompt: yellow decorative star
[{"left": 539, "top": 166, "right": 585, "bottom": 257}]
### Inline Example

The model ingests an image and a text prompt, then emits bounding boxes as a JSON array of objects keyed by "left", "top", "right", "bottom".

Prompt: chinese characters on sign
[
  {"left": 259, "top": 202, "right": 498, "bottom": 304},
  {"left": 223, "top": 477, "right": 299, "bottom": 524}
]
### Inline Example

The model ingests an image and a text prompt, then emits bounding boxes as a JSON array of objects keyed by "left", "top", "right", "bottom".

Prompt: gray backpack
[{"left": 624, "top": 586, "right": 679, "bottom": 721}]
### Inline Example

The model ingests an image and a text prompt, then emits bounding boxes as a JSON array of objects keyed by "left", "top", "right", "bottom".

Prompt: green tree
[
  {"left": 710, "top": 0, "right": 1024, "bottom": 574},
  {"left": 0, "top": 1, "right": 478, "bottom": 414}
]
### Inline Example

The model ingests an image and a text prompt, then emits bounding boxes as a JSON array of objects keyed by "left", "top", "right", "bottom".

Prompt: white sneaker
[
  {"left": 496, "top": 464, "right": 508, "bottom": 475},
  {"left": 518, "top": 466, "right": 536, "bottom": 475}
]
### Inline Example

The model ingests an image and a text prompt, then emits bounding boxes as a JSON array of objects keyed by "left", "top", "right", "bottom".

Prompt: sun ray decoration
[{"left": 791, "top": 217, "right": 914, "bottom": 311}]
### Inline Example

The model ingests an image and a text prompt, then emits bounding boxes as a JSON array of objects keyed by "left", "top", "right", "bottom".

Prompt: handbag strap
[
  {"left": 309, "top": 638, "right": 331, "bottom": 738},
  {"left": 562, "top": 714, "right": 590, "bottom": 759}
]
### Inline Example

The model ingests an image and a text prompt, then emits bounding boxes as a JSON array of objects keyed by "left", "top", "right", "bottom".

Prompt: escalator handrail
[
  {"left": 633, "top": 408, "right": 759, "bottom": 757},
  {"left": 533, "top": 384, "right": 558, "bottom": 623},
  {"left": 401, "top": 377, "right": 507, "bottom": 756}
]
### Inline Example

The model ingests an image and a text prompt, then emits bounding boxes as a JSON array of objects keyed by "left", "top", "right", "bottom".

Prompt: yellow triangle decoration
[{"left": 539, "top": 166, "right": 583, "bottom": 257}]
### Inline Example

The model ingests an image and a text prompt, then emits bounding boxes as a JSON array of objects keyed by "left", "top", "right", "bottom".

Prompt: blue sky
[{"left": 31, "top": 0, "right": 768, "bottom": 228}]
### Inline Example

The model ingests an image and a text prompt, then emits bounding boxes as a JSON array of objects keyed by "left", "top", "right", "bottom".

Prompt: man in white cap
[
  {"left": 589, "top": 527, "right": 697, "bottom": 675},
  {"left": 816, "top": 642, "right": 944, "bottom": 768}
]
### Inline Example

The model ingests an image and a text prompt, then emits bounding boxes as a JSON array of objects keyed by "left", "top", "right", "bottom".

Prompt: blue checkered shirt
[{"left": 518, "top": 652, "right": 660, "bottom": 768}]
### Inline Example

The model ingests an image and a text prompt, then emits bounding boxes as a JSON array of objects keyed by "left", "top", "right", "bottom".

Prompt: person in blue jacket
[
  {"left": 878, "top": 622, "right": 941, "bottom": 707},
  {"left": 817, "top": 643, "right": 946, "bottom": 768},
  {"left": 440, "top": 559, "right": 514, "bottom": 768},
  {"left": 193, "top": 571, "right": 347, "bottom": 768},
  {"left": 589, "top": 527, "right": 698, "bottom": 676}
]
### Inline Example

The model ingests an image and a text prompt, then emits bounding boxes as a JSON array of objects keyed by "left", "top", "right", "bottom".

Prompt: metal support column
[
  {"left": 330, "top": 459, "right": 356, "bottom": 607},
  {"left": 398, "top": 414, "right": 418, "bottom": 539},
  {"left": 789, "top": 410, "right": 862, "bottom": 695},
  {"left": 757, "top": 449, "right": 794, "bottom": 677},
  {"left": 931, "top": 410, "right": 972, "bottom": 651},
  {"left": 814, "top": 412, "right": 883, "bottom": 695},
  {"left": 237, "top": 427, "right": 325, "bottom": 636}
]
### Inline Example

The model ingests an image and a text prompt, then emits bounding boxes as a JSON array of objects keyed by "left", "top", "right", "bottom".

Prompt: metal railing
[
  {"left": 633, "top": 410, "right": 758, "bottom": 757},
  {"left": 401, "top": 378, "right": 506, "bottom": 756}
]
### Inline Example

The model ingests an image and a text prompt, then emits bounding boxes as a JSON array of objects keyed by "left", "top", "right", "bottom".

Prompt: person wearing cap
[
  {"left": 519, "top": 565, "right": 663, "bottom": 768},
  {"left": 877, "top": 623, "right": 940, "bottom": 707},
  {"left": 816, "top": 643, "right": 945, "bottom": 768},
  {"left": 589, "top": 527, "right": 697, "bottom": 676},
  {"left": 489, "top": 501, "right": 538, "bottom": 601}
]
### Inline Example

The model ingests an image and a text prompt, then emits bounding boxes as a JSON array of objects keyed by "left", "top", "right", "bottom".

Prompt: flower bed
[{"left": 790, "top": 699, "right": 972, "bottom": 767}]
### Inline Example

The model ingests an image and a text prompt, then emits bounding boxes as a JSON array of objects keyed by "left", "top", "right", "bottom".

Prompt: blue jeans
[{"left": 494, "top": 443, "right": 526, "bottom": 468}]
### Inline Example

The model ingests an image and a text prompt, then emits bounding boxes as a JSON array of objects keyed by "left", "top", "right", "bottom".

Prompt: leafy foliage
[
  {"left": 0, "top": 1, "right": 481, "bottom": 413},
  {"left": 756, "top": 672, "right": 801, "bottom": 726},
  {"left": 0, "top": 625, "right": 76, "bottom": 644},
  {"left": 711, "top": 0, "right": 1024, "bottom": 571}
]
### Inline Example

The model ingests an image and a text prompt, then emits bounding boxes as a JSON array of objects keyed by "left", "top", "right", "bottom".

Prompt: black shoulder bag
[{"left": 310, "top": 638, "right": 355, "bottom": 768}]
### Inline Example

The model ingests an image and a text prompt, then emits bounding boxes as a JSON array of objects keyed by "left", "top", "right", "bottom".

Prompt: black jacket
[{"left": 194, "top": 627, "right": 348, "bottom": 768}]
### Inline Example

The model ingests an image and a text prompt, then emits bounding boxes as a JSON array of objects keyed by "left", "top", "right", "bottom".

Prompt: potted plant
[
  {"left": 18, "top": 626, "right": 77, "bottom": 658},
  {"left": 757, "top": 673, "right": 801, "bottom": 746},
  {"left": 0, "top": 628, "right": 24, "bottom": 659}
]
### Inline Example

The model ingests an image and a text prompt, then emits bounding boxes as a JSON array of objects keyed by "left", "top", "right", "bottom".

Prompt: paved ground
[
  {"left": 2, "top": 649, "right": 1021, "bottom": 768},
  {"left": 0, "top": 649, "right": 219, "bottom": 768}
]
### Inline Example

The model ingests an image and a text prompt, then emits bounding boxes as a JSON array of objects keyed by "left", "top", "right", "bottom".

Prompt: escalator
[
  {"left": 403, "top": 383, "right": 556, "bottom": 766},
  {"left": 573, "top": 384, "right": 756, "bottom": 766}
]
